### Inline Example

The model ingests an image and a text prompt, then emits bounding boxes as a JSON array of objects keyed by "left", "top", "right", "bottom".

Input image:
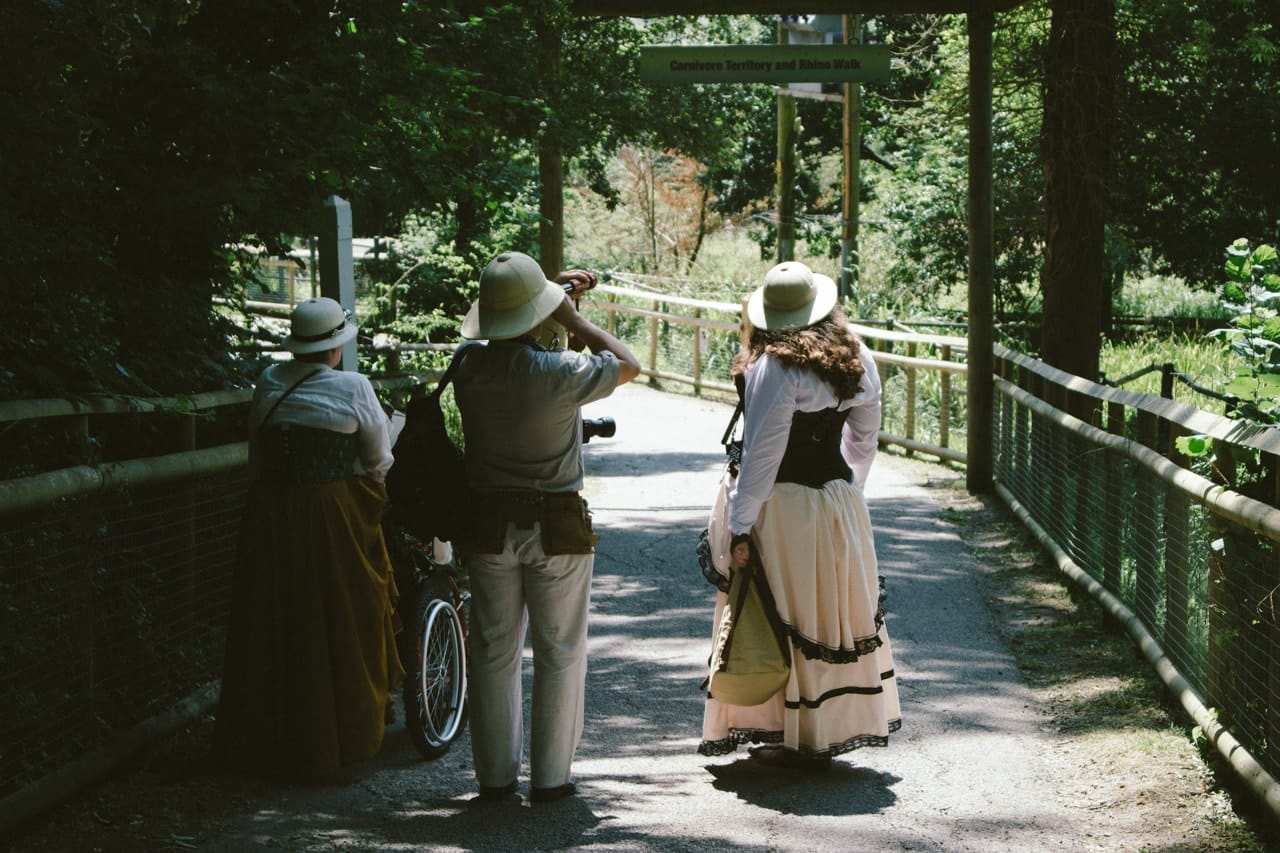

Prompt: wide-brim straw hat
[
  {"left": 282, "top": 297, "right": 357, "bottom": 354},
  {"left": 746, "top": 262, "right": 838, "bottom": 331},
  {"left": 461, "top": 251, "right": 565, "bottom": 341}
]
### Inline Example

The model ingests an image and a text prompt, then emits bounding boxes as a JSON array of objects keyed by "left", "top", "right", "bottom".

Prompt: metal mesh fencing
[
  {"left": 0, "top": 471, "right": 247, "bottom": 801},
  {"left": 993, "top": 386, "right": 1279, "bottom": 788}
]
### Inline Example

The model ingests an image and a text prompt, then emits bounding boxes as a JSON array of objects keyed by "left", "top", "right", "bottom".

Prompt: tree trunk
[
  {"left": 1039, "top": 0, "right": 1116, "bottom": 380},
  {"left": 537, "top": 12, "right": 564, "bottom": 275}
]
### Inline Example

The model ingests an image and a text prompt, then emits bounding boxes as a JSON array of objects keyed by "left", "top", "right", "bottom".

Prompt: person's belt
[{"left": 483, "top": 490, "right": 581, "bottom": 529}]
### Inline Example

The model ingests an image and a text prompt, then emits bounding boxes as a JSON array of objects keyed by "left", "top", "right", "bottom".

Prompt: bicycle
[{"left": 386, "top": 523, "right": 469, "bottom": 760}]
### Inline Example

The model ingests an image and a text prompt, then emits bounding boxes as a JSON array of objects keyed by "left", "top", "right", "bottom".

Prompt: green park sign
[{"left": 639, "top": 44, "right": 890, "bottom": 85}]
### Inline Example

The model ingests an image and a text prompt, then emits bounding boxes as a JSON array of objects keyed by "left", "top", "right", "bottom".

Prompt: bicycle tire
[{"left": 403, "top": 578, "right": 468, "bottom": 760}]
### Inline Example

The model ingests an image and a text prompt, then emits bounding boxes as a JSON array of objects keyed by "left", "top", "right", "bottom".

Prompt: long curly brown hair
[{"left": 731, "top": 306, "right": 866, "bottom": 399}]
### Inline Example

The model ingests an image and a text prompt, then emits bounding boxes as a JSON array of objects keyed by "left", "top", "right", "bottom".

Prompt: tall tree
[
  {"left": 1111, "top": 0, "right": 1280, "bottom": 288},
  {"left": 0, "top": 1, "right": 536, "bottom": 397},
  {"left": 875, "top": 9, "right": 1047, "bottom": 320},
  {"left": 1039, "top": 0, "right": 1116, "bottom": 379}
]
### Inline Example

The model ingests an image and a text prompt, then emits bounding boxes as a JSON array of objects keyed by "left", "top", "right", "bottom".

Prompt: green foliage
[
  {"left": 10, "top": 0, "right": 1280, "bottom": 405},
  {"left": 873, "top": 7, "right": 1048, "bottom": 317},
  {"left": 1112, "top": 275, "right": 1232, "bottom": 320},
  {"left": 865, "top": 0, "right": 1280, "bottom": 313},
  {"left": 1175, "top": 433, "right": 1214, "bottom": 458},
  {"left": 1099, "top": 333, "right": 1242, "bottom": 411},
  {"left": 0, "top": 1, "right": 545, "bottom": 399},
  {"left": 1208, "top": 239, "right": 1280, "bottom": 422},
  {"left": 1111, "top": 0, "right": 1280, "bottom": 288}
]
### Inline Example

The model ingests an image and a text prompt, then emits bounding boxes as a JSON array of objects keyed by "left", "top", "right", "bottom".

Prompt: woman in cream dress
[{"left": 699, "top": 262, "right": 901, "bottom": 769}]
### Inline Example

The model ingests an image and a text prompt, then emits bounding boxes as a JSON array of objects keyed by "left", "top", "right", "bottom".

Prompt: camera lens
[{"left": 582, "top": 416, "right": 616, "bottom": 442}]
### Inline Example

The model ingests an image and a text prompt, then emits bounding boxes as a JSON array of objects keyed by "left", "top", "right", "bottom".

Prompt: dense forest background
[{"left": 1, "top": 0, "right": 1277, "bottom": 400}]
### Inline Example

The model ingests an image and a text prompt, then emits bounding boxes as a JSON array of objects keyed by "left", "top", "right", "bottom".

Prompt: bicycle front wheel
[{"left": 403, "top": 586, "right": 468, "bottom": 760}]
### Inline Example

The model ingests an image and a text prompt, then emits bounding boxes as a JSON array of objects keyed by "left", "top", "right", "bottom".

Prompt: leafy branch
[{"left": 1208, "top": 239, "right": 1280, "bottom": 423}]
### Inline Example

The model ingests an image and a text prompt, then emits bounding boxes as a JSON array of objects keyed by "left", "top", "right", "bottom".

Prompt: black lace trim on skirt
[
  {"left": 697, "top": 719, "right": 901, "bottom": 758},
  {"left": 786, "top": 578, "right": 888, "bottom": 664},
  {"left": 697, "top": 727, "right": 783, "bottom": 756}
]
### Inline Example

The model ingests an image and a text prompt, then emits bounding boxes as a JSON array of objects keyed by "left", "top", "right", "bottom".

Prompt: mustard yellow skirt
[
  {"left": 215, "top": 477, "right": 404, "bottom": 780},
  {"left": 700, "top": 479, "right": 901, "bottom": 757}
]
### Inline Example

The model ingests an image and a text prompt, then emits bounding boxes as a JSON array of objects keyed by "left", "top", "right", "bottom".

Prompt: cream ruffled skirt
[{"left": 699, "top": 479, "right": 901, "bottom": 757}]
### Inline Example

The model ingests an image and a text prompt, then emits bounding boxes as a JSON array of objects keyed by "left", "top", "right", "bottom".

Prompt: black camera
[{"left": 582, "top": 416, "right": 616, "bottom": 443}]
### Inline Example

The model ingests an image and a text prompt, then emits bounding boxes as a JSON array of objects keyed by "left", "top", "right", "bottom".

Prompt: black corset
[
  {"left": 257, "top": 424, "right": 358, "bottom": 486},
  {"left": 774, "top": 407, "right": 852, "bottom": 488}
]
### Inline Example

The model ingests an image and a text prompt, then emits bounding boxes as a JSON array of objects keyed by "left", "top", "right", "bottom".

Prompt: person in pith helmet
[
  {"left": 453, "top": 251, "right": 640, "bottom": 803},
  {"left": 216, "top": 297, "right": 404, "bottom": 782},
  {"left": 698, "top": 261, "right": 901, "bottom": 770}
]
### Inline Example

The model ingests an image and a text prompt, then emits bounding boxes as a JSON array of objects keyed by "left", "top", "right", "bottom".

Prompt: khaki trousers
[{"left": 464, "top": 521, "right": 593, "bottom": 789}]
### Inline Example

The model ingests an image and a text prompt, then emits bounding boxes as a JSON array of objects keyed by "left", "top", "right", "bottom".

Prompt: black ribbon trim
[{"left": 292, "top": 318, "right": 348, "bottom": 342}]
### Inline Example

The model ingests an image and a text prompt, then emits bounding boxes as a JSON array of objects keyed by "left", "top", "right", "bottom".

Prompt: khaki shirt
[{"left": 455, "top": 340, "right": 621, "bottom": 493}]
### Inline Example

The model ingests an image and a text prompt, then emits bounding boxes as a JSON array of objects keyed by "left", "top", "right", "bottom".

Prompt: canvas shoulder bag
[{"left": 706, "top": 553, "right": 791, "bottom": 707}]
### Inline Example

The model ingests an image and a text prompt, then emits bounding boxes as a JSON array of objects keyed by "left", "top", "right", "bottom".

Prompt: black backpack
[{"left": 385, "top": 343, "right": 481, "bottom": 543}]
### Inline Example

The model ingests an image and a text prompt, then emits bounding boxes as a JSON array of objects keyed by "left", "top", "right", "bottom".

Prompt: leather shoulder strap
[
  {"left": 260, "top": 369, "right": 314, "bottom": 425},
  {"left": 432, "top": 341, "right": 484, "bottom": 400}
]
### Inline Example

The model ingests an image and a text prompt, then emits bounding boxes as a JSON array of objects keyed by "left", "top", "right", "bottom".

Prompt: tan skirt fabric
[
  {"left": 215, "top": 477, "right": 404, "bottom": 781},
  {"left": 699, "top": 479, "right": 901, "bottom": 757}
]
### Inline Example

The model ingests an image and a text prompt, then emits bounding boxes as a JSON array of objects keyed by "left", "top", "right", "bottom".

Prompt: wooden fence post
[
  {"left": 904, "top": 340, "right": 917, "bottom": 455},
  {"left": 939, "top": 344, "right": 951, "bottom": 451},
  {"left": 1012, "top": 362, "right": 1030, "bottom": 486},
  {"left": 1207, "top": 443, "right": 1235, "bottom": 712},
  {"left": 1102, "top": 400, "right": 1125, "bottom": 599},
  {"left": 318, "top": 195, "right": 357, "bottom": 371},
  {"left": 1270, "top": 454, "right": 1280, "bottom": 765},
  {"left": 692, "top": 307, "right": 702, "bottom": 393},
  {"left": 648, "top": 300, "right": 659, "bottom": 374}
]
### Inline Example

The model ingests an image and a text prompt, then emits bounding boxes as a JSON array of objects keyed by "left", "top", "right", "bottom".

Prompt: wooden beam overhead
[{"left": 572, "top": 1, "right": 1026, "bottom": 15}]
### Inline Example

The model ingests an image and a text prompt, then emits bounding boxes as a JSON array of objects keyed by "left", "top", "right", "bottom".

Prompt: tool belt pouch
[{"left": 539, "top": 493, "right": 597, "bottom": 555}]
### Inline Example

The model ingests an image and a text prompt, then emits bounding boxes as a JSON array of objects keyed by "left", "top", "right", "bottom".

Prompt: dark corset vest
[
  {"left": 774, "top": 407, "right": 852, "bottom": 488},
  {"left": 257, "top": 424, "right": 358, "bottom": 486}
]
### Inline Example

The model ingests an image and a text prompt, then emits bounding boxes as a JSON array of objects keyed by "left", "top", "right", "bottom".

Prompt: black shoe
[
  {"left": 477, "top": 781, "right": 519, "bottom": 801},
  {"left": 748, "top": 745, "right": 832, "bottom": 771},
  {"left": 529, "top": 782, "right": 576, "bottom": 803}
]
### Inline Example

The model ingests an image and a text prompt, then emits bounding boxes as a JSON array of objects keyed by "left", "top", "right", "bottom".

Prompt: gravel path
[{"left": 4, "top": 381, "right": 1222, "bottom": 852}]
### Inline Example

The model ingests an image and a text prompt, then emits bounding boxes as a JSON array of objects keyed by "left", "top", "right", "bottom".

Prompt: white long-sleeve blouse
[
  {"left": 247, "top": 360, "right": 394, "bottom": 483},
  {"left": 727, "top": 338, "right": 881, "bottom": 535}
]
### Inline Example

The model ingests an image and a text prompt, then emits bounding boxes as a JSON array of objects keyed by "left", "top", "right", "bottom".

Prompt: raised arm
[{"left": 550, "top": 277, "right": 641, "bottom": 386}]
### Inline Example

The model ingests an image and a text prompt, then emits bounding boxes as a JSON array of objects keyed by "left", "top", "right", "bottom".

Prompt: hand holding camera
[
  {"left": 558, "top": 269, "right": 598, "bottom": 299},
  {"left": 554, "top": 270, "right": 597, "bottom": 352}
]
